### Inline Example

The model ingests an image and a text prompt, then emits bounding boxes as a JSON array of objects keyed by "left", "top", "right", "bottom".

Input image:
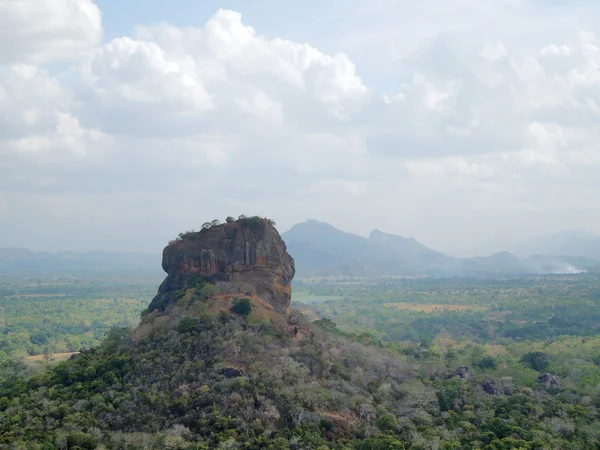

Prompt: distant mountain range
[
  {"left": 0, "top": 248, "right": 162, "bottom": 275},
  {"left": 2, "top": 224, "right": 599, "bottom": 278},
  {"left": 509, "top": 230, "right": 600, "bottom": 260},
  {"left": 282, "top": 220, "right": 600, "bottom": 277}
]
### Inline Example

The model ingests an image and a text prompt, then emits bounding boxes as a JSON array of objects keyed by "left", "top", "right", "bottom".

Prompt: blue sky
[{"left": 97, "top": 0, "right": 340, "bottom": 45}]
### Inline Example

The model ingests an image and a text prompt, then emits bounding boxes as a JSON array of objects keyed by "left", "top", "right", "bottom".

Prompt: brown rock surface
[{"left": 147, "top": 219, "right": 295, "bottom": 314}]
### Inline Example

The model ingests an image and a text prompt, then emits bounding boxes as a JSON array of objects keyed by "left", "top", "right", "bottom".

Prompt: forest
[
  {"left": 0, "top": 274, "right": 160, "bottom": 360},
  {"left": 1, "top": 273, "right": 600, "bottom": 448}
]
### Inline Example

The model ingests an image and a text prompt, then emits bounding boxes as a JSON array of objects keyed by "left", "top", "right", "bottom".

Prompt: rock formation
[
  {"left": 538, "top": 373, "right": 560, "bottom": 389},
  {"left": 444, "top": 366, "right": 474, "bottom": 381},
  {"left": 481, "top": 380, "right": 501, "bottom": 396},
  {"left": 147, "top": 218, "right": 295, "bottom": 314}
]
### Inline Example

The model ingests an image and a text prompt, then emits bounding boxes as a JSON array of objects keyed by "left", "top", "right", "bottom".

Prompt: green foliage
[
  {"left": 0, "top": 274, "right": 155, "bottom": 359},
  {"left": 314, "top": 318, "right": 337, "bottom": 331},
  {"left": 177, "top": 317, "right": 198, "bottom": 333},
  {"left": 319, "top": 418, "right": 334, "bottom": 432},
  {"left": 477, "top": 356, "right": 498, "bottom": 370},
  {"left": 520, "top": 352, "right": 550, "bottom": 371},
  {"left": 3, "top": 274, "right": 600, "bottom": 448},
  {"left": 230, "top": 298, "right": 252, "bottom": 316},
  {"left": 236, "top": 215, "right": 276, "bottom": 228},
  {"left": 356, "top": 435, "right": 404, "bottom": 450},
  {"left": 197, "top": 283, "right": 215, "bottom": 301},
  {"left": 376, "top": 413, "right": 398, "bottom": 432}
]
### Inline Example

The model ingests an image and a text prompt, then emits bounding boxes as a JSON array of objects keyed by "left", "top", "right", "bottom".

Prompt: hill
[
  {"left": 1, "top": 217, "right": 599, "bottom": 448},
  {"left": 283, "top": 221, "right": 599, "bottom": 277}
]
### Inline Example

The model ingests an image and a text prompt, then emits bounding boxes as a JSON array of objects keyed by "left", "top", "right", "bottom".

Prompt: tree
[
  {"left": 211, "top": 219, "right": 221, "bottom": 227},
  {"left": 314, "top": 318, "right": 337, "bottom": 331},
  {"left": 521, "top": 352, "right": 550, "bottom": 372},
  {"left": 178, "top": 317, "right": 197, "bottom": 333},
  {"left": 376, "top": 413, "right": 398, "bottom": 432},
  {"left": 477, "top": 356, "right": 497, "bottom": 370},
  {"left": 231, "top": 299, "right": 252, "bottom": 316},
  {"left": 202, "top": 222, "right": 212, "bottom": 230},
  {"left": 226, "top": 216, "right": 235, "bottom": 224}
]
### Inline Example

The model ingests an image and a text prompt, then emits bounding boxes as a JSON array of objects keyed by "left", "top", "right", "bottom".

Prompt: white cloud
[
  {"left": 0, "top": 0, "right": 102, "bottom": 63},
  {"left": 541, "top": 44, "right": 571, "bottom": 56},
  {"left": 235, "top": 91, "right": 284, "bottom": 127},
  {"left": 86, "top": 37, "right": 214, "bottom": 112},
  {"left": 2, "top": 2, "right": 600, "bottom": 252},
  {"left": 7, "top": 112, "right": 109, "bottom": 158}
]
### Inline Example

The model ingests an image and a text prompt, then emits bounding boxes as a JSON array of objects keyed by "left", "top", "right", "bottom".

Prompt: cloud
[
  {"left": 0, "top": 0, "right": 102, "bottom": 63},
  {"left": 86, "top": 37, "right": 214, "bottom": 113},
  {"left": 1, "top": 2, "right": 600, "bottom": 253}
]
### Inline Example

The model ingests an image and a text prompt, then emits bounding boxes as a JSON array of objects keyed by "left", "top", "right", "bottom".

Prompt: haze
[{"left": 1, "top": 0, "right": 600, "bottom": 256}]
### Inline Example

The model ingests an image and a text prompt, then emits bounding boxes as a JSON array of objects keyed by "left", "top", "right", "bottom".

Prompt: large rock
[
  {"left": 147, "top": 219, "right": 295, "bottom": 314},
  {"left": 538, "top": 373, "right": 560, "bottom": 389},
  {"left": 444, "top": 367, "right": 474, "bottom": 381}
]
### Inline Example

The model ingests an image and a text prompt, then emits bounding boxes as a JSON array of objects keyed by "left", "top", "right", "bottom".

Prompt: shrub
[
  {"left": 320, "top": 418, "right": 334, "bottom": 432},
  {"left": 178, "top": 317, "right": 197, "bottom": 334},
  {"left": 314, "top": 318, "right": 337, "bottom": 331},
  {"left": 236, "top": 216, "right": 276, "bottom": 229},
  {"left": 376, "top": 413, "right": 397, "bottom": 432},
  {"left": 231, "top": 299, "right": 252, "bottom": 316},
  {"left": 520, "top": 352, "right": 550, "bottom": 372},
  {"left": 477, "top": 356, "right": 497, "bottom": 370}
]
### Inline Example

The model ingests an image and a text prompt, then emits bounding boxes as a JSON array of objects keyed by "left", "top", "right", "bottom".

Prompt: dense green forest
[
  {"left": 0, "top": 275, "right": 160, "bottom": 360},
  {"left": 2, "top": 274, "right": 600, "bottom": 448},
  {"left": 294, "top": 275, "right": 600, "bottom": 343}
]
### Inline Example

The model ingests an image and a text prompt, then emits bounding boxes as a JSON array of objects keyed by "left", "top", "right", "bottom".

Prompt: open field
[
  {"left": 4, "top": 294, "right": 68, "bottom": 299},
  {"left": 292, "top": 291, "right": 344, "bottom": 304},
  {"left": 383, "top": 302, "right": 486, "bottom": 312},
  {"left": 24, "top": 352, "right": 79, "bottom": 363}
]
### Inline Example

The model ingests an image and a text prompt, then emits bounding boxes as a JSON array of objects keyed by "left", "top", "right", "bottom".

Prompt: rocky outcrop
[
  {"left": 444, "top": 367, "right": 474, "bottom": 381},
  {"left": 481, "top": 380, "right": 501, "bottom": 395},
  {"left": 538, "top": 373, "right": 560, "bottom": 388},
  {"left": 147, "top": 219, "right": 295, "bottom": 314}
]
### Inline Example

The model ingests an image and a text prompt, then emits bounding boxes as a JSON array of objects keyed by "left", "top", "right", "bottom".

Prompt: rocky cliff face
[{"left": 147, "top": 219, "right": 295, "bottom": 314}]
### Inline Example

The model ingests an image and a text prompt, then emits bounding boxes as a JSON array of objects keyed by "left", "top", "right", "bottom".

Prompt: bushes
[
  {"left": 236, "top": 215, "right": 276, "bottom": 229},
  {"left": 476, "top": 356, "right": 497, "bottom": 370},
  {"left": 177, "top": 317, "right": 198, "bottom": 334},
  {"left": 520, "top": 352, "right": 550, "bottom": 372},
  {"left": 231, "top": 299, "right": 252, "bottom": 316}
]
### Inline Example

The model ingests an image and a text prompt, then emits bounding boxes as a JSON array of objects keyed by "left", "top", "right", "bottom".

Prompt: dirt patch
[{"left": 24, "top": 352, "right": 79, "bottom": 362}]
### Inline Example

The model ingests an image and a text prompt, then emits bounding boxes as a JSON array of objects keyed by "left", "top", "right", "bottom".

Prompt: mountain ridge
[{"left": 282, "top": 220, "right": 599, "bottom": 277}]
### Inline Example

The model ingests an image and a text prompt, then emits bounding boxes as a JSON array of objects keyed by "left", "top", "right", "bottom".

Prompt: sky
[{"left": 1, "top": 0, "right": 599, "bottom": 256}]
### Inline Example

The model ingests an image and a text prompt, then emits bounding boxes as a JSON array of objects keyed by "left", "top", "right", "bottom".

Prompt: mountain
[
  {"left": 0, "top": 247, "right": 162, "bottom": 275},
  {"left": 511, "top": 229, "right": 600, "bottom": 259},
  {"left": 283, "top": 221, "right": 599, "bottom": 277},
  {"left": 282, "top": 220, "right": 446, "bottom": 277}
]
